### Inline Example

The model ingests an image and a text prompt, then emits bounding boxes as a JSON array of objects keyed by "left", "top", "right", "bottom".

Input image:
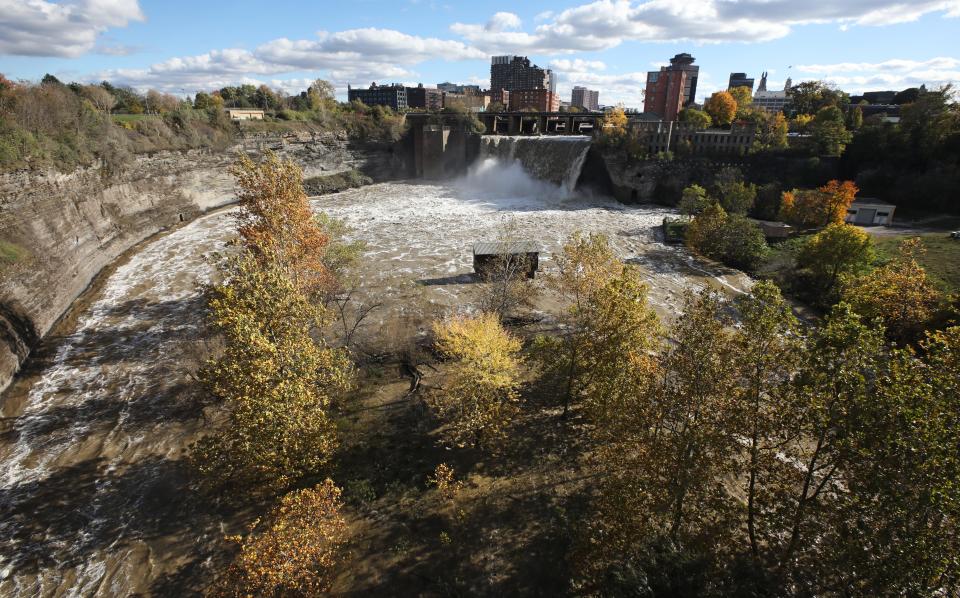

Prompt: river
[{"left": 0, "top": 171, "right": 751, "bottom": 596}]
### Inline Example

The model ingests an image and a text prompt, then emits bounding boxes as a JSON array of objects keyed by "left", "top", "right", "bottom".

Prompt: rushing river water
[{"left": 0, "top": 175, "right": 751, "bottom": 596}]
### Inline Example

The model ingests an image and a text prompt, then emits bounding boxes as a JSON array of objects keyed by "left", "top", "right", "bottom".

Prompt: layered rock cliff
[{"left": 0, "top": 133, "right": 409, "bottom": 393}]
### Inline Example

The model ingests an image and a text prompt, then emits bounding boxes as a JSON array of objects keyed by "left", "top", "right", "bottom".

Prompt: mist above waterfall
[{"left": 459, "top": 136, "right": 593, "bottom": 200}]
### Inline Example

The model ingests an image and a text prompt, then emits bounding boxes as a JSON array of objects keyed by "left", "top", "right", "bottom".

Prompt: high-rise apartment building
[
  {"left": 728, "top": 72, "right": 755, "bottom": 91},
  {"left": 571, "top": 86, "right": 600, "bottom": 111},
  {"left": 643, "top": 53, "right": 700, "bottom": 121},
  {"left": 490, "top": 55, "right": 559, "bottom": 110}
]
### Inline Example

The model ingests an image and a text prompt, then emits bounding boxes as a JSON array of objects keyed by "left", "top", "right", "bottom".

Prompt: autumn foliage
[
  {"left": 779, "top": 180, "right": 859, "bottom": 227},
  {"left": 210, "top": 479, "right": 347, "bottom": 597},
  {"left": 231, "top": 151, "right": 334, "bottom": 297},
  {"left": 431, "top": 312, "right": 523, "bottom": 449},
  {"left": 843, "top": 238, "right": 944, "bottom": 343},
  {"left": 704, "top": 91, "right": 737, "bottom": 126}
]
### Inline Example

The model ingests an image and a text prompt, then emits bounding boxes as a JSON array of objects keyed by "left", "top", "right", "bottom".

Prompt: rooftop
[{"left": 473, "top": 241, "right": 540, "bottom": 256}]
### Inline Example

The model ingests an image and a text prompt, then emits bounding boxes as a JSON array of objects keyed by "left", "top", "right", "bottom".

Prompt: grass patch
[
  {"left": 873, "top": 233, "right": 960, "bottom": 293},
  {"left": 0, "top": 240, "right": 29, "bottom": 270},
  {"left": 111, "top": 114, "right": 160, "bottom": 124}
]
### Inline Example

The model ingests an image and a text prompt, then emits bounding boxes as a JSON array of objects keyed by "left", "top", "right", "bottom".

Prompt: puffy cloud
[
  {"left": 254, "top": 28, "right": 485, "bottom": 70},
  {"left": 84, "top": 28, "right": 483, "bottom": 94},
  {"left": 794, "top": 57, "right": 960, "bottom": 93},
  {"left": 549, "top": 58, "right": 607, "bottom": 74},
  {"left": 452, "top": 0, "right": 960, "bottom": 54},
  {"left": 0, "top": 0, "right": 144, "bottom": 57}
]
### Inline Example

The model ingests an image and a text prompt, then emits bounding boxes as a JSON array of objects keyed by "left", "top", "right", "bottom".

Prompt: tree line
[{"left": 422, "top": 233, "right": 960, "bottom": 596}]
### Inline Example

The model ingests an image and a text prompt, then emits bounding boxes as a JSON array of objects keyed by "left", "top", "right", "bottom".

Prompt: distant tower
[
  {"left": 784, "top": 77, "right": 792, "bottom": 91},
  {"left": 757, "top": 71, "right": 768, "bottom": 92}
]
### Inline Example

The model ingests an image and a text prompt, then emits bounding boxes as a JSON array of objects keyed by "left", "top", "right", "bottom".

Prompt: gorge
[{"left": 0, "top": 131, "right": 752, "bottom": 595}]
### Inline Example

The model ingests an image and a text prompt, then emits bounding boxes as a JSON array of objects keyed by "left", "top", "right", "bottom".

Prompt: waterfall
[{"left": 478, "top": 135, "right": 592, "bottom": 195}]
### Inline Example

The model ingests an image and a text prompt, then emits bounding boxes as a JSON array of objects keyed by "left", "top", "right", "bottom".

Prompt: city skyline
[{"left": 1, "top": 0, "right": 959, "bottom": 107}]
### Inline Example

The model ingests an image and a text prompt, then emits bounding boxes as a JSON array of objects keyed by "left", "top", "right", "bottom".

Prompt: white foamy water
[{"left": 0, "top": 170, "right": 750, "bottom": 596}]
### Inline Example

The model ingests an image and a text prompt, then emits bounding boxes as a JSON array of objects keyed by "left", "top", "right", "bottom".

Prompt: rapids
[{"left": 0, "top": 157, "right": 751, "bottom": 596}]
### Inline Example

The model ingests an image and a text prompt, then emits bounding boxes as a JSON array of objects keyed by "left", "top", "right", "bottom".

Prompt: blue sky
[{"left": 1, "top": 0, "right": 958, "bottom": 108}]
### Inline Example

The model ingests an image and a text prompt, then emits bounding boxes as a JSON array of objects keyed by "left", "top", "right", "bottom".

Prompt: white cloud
[
  {"left": 452, "top": 0, "right": 960, "bottom": 55},
  {"left": 85, "top": 28, "right": 486, "bottom": 94},
  {"left": 549, "top": 58, "right": 607, "bottom": 73},
  {"left": 0, "top": 0, "right": 144, "bottom": 57},
  {"left": 794, "top": 57, "right": 960, "bottom": 93},
  {"left": 486, "top": 12, "right": 522, "bottom": 32}
]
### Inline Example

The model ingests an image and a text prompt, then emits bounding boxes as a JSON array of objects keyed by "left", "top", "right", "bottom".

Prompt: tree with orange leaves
[
  {"left": 231, "top": 151, "right": 334, "bottom": 297},
  {"left": 780, "top": 180, "right": 859, "bottom": 228},
  {"left": 227, "top": 147, "right": 333, "bottom": 280},
  {"left": 705, "top": 91, "right": 737, "bottom": 126},
  {"left": 210, "top": 479, "right": 348, "bottom": 596}
]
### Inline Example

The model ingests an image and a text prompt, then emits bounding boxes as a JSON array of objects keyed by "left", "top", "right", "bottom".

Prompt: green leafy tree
[
  {"left": 842, "top": 238, "right": 943, "bottom": 344},
  {"left": 686, "top": 201, "right": 728, "bottom": 259},
  {"left": 716, "top": 180, "right": 757, "bottom": 214},
  {"left": 678, "top": 184, "right": 712, "bottom": 215},
  {"left": 731, "top": 281, "right": 802, "bottom": 564},
  {"left": 812, "top": 105, "right": 853, "bottom": 155},
  {"left": 678, "top": 107, "right": 712, "bottom": 129},
  {"left": 537, "top": 233, "right": 623, "bottom": 417},
  {"left": 796, "top": 223, "right": 874, "bottom": 300},
  {"left": 789, "top": 80, "right": 849, "bottom": 116}
]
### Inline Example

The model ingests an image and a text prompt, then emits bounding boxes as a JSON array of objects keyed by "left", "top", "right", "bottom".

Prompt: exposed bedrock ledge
[{"left": 0, "top": 133, "right": 409, "bottom": 393}]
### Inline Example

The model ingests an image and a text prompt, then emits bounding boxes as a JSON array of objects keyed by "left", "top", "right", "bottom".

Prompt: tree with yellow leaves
[
  {"left": 210, "top": 479, "right": 347, "bottom": 597},
  {"left": 843, "top": 237, "right": 943, "bottom": 344},
  {"left": 599, "top": 106, "right": 629, "bottom": 142},
  {"left": 431, "top": 312, "right": 523, "bottom": 450},
  {"left": 536, "top": 232, "right": 624, "bottom": 417},
  {"left": 190, "top": 255, "right": 353, "bottom": 494}
]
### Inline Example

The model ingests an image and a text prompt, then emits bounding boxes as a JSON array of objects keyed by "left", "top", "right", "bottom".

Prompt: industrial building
[{"left": 347, "top": 83, "right": 408, "bottom": 110}]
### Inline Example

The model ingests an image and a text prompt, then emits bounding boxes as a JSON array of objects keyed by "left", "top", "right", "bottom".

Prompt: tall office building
[
  {"left": 728, "top": 72, "right": 755, "bottom": 91},
  {"left": 571, "top": 86, "right": 600, "bottom": 111},
  {"left": 643, "top": 53, "right": 699, "bottom": 121}
]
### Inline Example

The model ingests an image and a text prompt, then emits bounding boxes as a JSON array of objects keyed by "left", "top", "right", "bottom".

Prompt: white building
[
  {"left": 845, "top": 199, "right": 896, "bottom": 226},
  {"left": 226, "top": 108, "right": 265, "bottom": 121},
  {"left": 752, "top": 90, "right": 791, "bottom": 113}
]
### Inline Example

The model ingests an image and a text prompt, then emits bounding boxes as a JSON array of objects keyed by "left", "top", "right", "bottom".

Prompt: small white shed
[{"left": 845, "top": 199, "right": 896, "bottom": 226}]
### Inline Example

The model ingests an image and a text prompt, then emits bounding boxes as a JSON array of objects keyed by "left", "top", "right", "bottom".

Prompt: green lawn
[
  {"left": 873, "top": 233, "right": 960, "bottom": 294},
  {"left": 111, "top": 114, "right": 160, "bottom": 123},
  {"left": 0, "top": 240, "right": 29, "bottom": 271}
]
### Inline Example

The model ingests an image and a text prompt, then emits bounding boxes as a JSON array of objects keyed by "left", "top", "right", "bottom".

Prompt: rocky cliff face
[{"left": 0, "top": 133, "right": 406, "bottom": 393}]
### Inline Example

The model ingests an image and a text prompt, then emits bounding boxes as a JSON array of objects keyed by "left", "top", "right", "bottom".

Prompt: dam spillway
[{"left": 478, "top": 135, "right": 592, "bottom": 195}]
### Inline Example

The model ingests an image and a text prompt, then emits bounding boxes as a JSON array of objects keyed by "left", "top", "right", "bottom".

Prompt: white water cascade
[{"left": 477, "top": 135, "right": 592, "bottom": 196}]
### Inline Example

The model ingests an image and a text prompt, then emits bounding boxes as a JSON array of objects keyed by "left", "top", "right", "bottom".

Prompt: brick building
[
  {"left": 508, "top": 89, "right": 560, "bottom": 112},
  {"left": 406, "top": 84, "right": 443, "bottom": 110},
  {"left": 643, "top": 53, "right": 700, "bottom": 121}
]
